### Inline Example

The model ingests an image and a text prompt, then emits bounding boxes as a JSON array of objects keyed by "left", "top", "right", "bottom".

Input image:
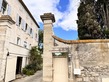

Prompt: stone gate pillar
[{"left": 41, "top": 13, "right": 55, "bottom": 82}]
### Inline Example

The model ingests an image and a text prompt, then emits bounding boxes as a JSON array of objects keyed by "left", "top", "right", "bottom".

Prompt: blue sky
[
  {"left": 23, "top": 0, "right": 80, "bottom": 40},
  {"left": 57, "top": 0, "right": 69, "bottom": 12}
]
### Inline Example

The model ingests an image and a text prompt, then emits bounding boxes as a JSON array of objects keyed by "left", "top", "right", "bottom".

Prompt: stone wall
[
  {"left": 53, "top": 38, "right": 109, "bottom": 82},
  {"left": 72, "top": 42, "right": 109, "bottom": 82},
  {"left": 42, "top": 13, "right": 109, "bottom": 82}
]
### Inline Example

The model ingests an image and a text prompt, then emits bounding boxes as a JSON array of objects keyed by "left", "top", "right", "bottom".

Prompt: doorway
[
  {"left": 16, "top": 57, "right": 23, "bottom": 74},
  {"left": 53, "top": 57, "right": 68, "bottom": 82}
]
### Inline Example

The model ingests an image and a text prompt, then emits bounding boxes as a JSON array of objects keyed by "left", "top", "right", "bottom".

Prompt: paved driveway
[{"left": 12, "top": 71, "right": 42, "bottom": 82}]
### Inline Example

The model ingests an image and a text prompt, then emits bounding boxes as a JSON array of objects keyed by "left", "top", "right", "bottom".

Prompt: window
[
  {"left": 30, "top": 28, "right": 32, "bottom": 34},
  {"left": 16, "top": 14, "right": 22, "bottom": 27},
  {"left": 1, "top": 0, "right": 7, "bottom": 14},
  {"left": 24, "top": 41, "right": 27, "bottom": 48},
  {"left": 19, "top": 16, "right": 22, "bottom": 26},
  {"left": 0, "top": 0, "right": 11, "bottom": 15},
  {"left": 30, "top": 28, "right": 33, "bottom": 37},
  {"left": 24, "top": 23, "right": 28, "bottom": 32},
  {"left": 17, "top": 37, "right": 21, "bottom": 45}
]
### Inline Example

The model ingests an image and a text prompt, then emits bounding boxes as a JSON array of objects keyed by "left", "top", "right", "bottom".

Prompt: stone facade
[
  {"left": 54, "top": 38, "right": 109, "bottom": 82},
  {"left": 41, "top": 13, "right": 109, "bottom": 82},
  {"left": 70, "top": 43, "right": 109, "bottom": 82},
  {"left": 0, "top": 0, "right": 39, "bottom": 82}
]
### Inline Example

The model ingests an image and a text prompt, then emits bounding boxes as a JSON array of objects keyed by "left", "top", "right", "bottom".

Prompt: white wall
[{"left": 5, "top": 56, "right": 17, "bottom": 82}]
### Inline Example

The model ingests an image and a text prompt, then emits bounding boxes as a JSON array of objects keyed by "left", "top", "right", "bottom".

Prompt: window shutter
[
  {"left": 36, "top": 33, "right": 37, "bottom": 39},
  {"left": 23, "top": 20, "right": 26, "bottom": 31},
  {"left": 21, "top": 19, "right": 24, "bottom": 30},
  {"left": 32, "top": 31, "right": 34, "bottom": 38},
  {"left": 16, "top": 14, "right": 19, "bottom": 26},
  {"left": 27, "top": 26, "right": 30, "bottom": 34},
  {"left": 7, "top": 5, "right": 11, "bottom": 15},
  {"left": 0, "top": 0, "right": 3, "bottom": 12},
  {"left": 30, "top": 28, "right": 32, "bottom": 37},
  {"left": 31, "top": 30, "right": 33, "bottom": 38},
  {"left": 36, "top": 33, "right": 38, "bottom": 41}
]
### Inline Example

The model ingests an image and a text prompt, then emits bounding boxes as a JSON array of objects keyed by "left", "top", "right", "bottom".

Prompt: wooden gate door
[{"left": 53, "top": 57, "right": 68, "bottom": 82}]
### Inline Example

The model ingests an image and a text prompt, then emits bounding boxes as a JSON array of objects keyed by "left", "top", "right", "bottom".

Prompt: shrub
[
  {"left": 22, "top": 46, "right": 42, "bottom": 76},
  {"left": 22, "top": 68, "right": 28, "bottom": 74},
  {"left": 22, "top": 68, "right": 34, "bottom": 76}
]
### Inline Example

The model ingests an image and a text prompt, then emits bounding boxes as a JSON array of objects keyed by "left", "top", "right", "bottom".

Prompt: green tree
[
  {"left": 77, "top": 0, "right": 102, "bottom": 39},
  {"left": 23, "top": 46, "right": 42, "bottom": 75},
  {"left": 38, "top": 29, "right": 43, "bottom": 54},
  {"left": 95, "top": 0, "right": 109, "bottom": 38},
  {"left": 29, "top": 46, "right": 42, "bottom": 66}
]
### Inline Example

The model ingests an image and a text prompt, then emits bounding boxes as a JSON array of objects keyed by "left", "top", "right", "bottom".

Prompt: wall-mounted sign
[
  {"left": 52, "top": 52, "right": 68, "bottom": 57},
  {"left": 74, "top": 69, "right": 81, "bottom": 75},
  {"left": 54, "top": 52, "right": 62, "bottom": 56}
]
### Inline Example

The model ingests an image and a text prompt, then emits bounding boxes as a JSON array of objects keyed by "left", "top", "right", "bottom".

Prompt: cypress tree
[
  {"left": 77, "top": 0, "right": 102, "bottom": 39},
  {"left": 95, "top": 0, "right": 109, "bottom": 38}
]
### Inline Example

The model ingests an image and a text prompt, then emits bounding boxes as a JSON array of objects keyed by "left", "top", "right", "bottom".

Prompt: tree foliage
[
  {"left": 23, "top": 46, "right": 42, "bottom": 75},
  {"left": 77, "top": 0, "right": 109, "bottom": 39},
  {"left": 29, "top": 46, "right": 42, "bottom": 66},
  {"left": 38, "top": 29, "right": 43, "bottom": 54},
  {"left": 96, "top": 0, "right": 109, "bottom": 38}
]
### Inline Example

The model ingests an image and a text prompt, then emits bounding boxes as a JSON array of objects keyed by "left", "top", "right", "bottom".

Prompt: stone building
[
  {"left": 0, "top": 0, "right": 39, "bottom": 82},
  {"left": 41, "top": 13, "right": 109, "bottom": 82}
]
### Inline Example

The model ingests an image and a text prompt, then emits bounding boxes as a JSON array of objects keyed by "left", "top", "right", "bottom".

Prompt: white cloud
[
  {"left": 58, "top": 0, "right": 80, "bottom": 30},
  {"left": 23, "top": 0, "right": 80, "bottom": 31}
]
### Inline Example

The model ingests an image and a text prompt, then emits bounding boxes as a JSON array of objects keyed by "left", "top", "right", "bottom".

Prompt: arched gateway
[{"left": 41, "top": 13, "right": 109, "bottom": 82}]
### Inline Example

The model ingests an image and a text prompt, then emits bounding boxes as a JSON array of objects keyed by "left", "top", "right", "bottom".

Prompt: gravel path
[{"left": 12, "top": 71, "right": 42, "bottom": 82}]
